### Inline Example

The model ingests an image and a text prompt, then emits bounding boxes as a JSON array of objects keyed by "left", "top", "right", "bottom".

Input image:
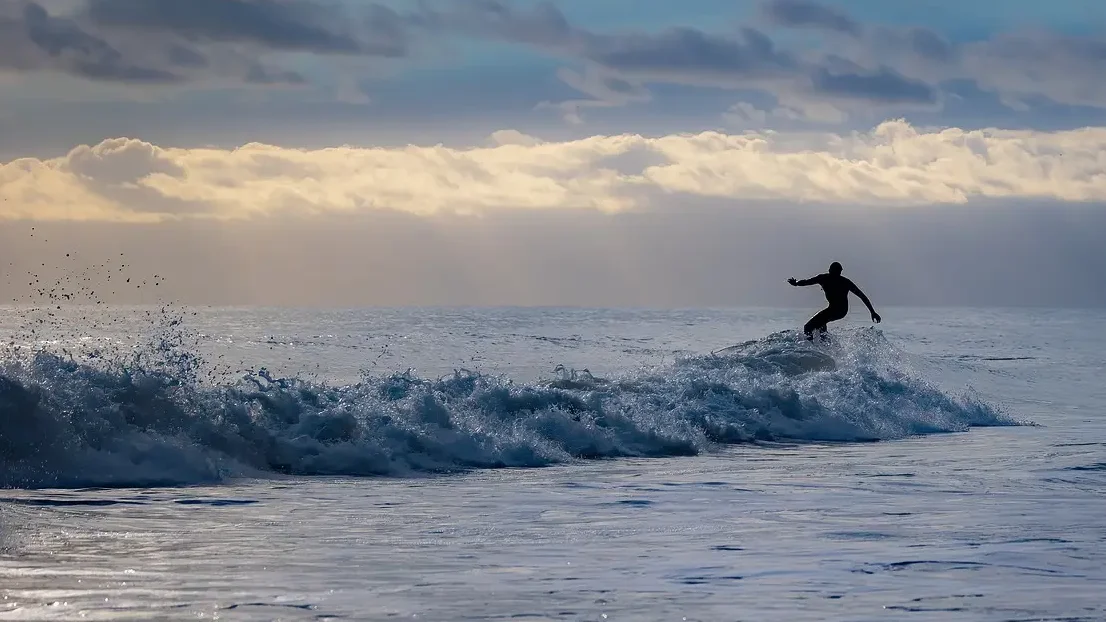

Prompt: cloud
[
  {"left": 581, "top": 27, "right": 799, "bottom": 86},
  {"left": 0, "top": 0, "right": 410, "bottom": 87},
  {"left": 902, "top": 27, "right": 957, "bottom": 64},
  {"left": 761, "top": 0, "right": 862, "bottom": 37},
  {"left": 431, "top": 0, "right": 1106, "bottom": 122},
  {"left": 165, "top": 44, "right": 208, "bottom": 69},
  {"left": 723, "top": 103, "right": 769, "bottom": 127},
  {"left": 809, "top": 66, "right": 937, "bottom": 105},
  {"left": 414, "top": 0, "right": 577, "bottom": 49},
  {"left": 958, "top": 31, "right": 1106, "bottom": 110},
  {"left": 2, "top": 122, "right": 1104, "bottom": 222},
  {"left": 488, "top": 129, "right": 543, "bottom": 147},
  {"left": 244, "top": 63, "right": 308, "bottom": 85},
  {"left": 754, "top": 1, "right": 1106, "bottom": 113},
  {"left": 85, "top": 0, "right": 408, "bottom": 57},
  {"left": 841, "top": 21, "right": 1106, "bottom": 110},
  {"left": 85, "top": 0, "right": 358, "bottom": 52},
  {"left": 0, "top": 1, "right": 181, "bottom": 83},
  {"left": 7, "top": 0, "right": 1103, "bottom": 123},
  {"left": 421, "top": 1, "right": 940, "bottom": 122},
  {"left": 418, "top": 2, "right": 810, "bottom": 118},
  {"left": 542, "top": 64, "right": 651, "bottom": 124},
  {"left": 723, "top": 101, "right": 847, "bottom": 126},
  {"left": 64, "top": 137, "right": 185, "bottom": 183}
]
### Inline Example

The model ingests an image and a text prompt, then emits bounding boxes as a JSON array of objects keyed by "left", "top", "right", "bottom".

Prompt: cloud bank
[
  {"left": 0, "top": 0, "right": 407, "bottom": 87},
  {"left": 2, "top": 0, "right": 1104, "bottom": 126},
  {"left": 419, "top": 0, "right": 1106, "bottom": 122},
  {"left": 1, "top": 121, "right": 1104, "bottom": 221}
]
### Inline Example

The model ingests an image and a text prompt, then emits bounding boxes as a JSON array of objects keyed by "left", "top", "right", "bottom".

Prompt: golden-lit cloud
[{"left": 2, "top": 120, "right": 1105, "bottom": 222}]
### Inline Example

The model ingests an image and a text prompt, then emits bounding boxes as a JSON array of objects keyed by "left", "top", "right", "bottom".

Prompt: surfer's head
[{"left": 829, "top": 261, "right": 843, "bottom": 275}]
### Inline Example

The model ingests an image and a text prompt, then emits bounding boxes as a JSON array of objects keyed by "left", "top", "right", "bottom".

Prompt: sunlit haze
[{"left": 2, "top": 0, "right": 1104, "bottom": 307}]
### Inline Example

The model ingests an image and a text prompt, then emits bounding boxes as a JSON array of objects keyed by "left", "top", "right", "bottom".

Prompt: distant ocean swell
[{"left": 0, "top": 329, "right": 1016, "bottom": 489}]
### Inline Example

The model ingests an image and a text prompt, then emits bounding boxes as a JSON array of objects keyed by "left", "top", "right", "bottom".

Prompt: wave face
[{"left": 0, "top": 328, "right": 1015, "bottom": 489}]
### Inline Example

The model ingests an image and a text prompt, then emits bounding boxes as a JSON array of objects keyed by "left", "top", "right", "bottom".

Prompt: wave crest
[{"left": 0, "top": 328, "right": 1014, "bottom": 489}]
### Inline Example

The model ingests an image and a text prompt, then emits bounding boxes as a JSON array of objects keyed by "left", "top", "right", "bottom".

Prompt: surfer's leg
[
  {"left": 805, "top": 306, "right": 848, "bottom": 340},
  {"left": 804, "top": 308, "right": 835, "bottom": 340}
]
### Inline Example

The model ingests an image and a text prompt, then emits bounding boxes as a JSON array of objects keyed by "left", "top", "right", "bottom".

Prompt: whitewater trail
[{"left": 0, "top": 326, "right": 1016, "bottom": 489}]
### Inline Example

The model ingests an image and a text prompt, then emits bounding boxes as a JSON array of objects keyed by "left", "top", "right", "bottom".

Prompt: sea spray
[{"left": 0, "top": 321, "right": 1016, "bottom": 489}]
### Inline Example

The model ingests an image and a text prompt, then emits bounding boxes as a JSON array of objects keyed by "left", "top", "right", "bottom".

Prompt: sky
[{"left": 1, "top": 0, "right": 1105, "bottom": 307}]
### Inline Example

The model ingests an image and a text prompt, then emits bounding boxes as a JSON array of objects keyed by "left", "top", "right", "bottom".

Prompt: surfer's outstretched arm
[
  {"left": 849, "top": 282, "right": 881, "bottom": 323},
  {"left": 788, "top": 276, "right": 819, "bottom": 287}
]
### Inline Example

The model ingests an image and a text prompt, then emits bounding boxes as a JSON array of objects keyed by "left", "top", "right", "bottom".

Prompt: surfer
[{"left": 788, "top": 262, "right": 880, "bottom": 341}]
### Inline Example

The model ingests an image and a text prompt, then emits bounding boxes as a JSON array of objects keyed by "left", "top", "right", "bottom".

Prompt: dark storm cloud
[
  {"left": 0, "top": 1, "right": 181, "bottom": 83},
  {"left": 165, "top": 44, "right": 209, "bottom": 69},
  {"left": 583, "top": 27, "right": 800, "bottom": 83},
  {"left": 0, "top": 0, "right": 410, "bottom": 86},
  {"left": 864, "top": 26, "right": 1106, "bottom": 109},
  {"left": 810, "top": 66, "right": 937, "bottom": 105},
  {"left": 3, "top": 0, "right": 1103, "bottom": 119},
  {"left": 245, "top": 64, "right": 308, "bottom": 86},
  {"left": 84, "top": 0, "right": 411, "bottom": 58},
  {"left": 442, "top": 0, "right": 1106, "bottom": 117},
  {"left": 85, "top": 0, "right": 364, "bottom": 53},
  {"left": 903, "top": 27, "right": 957, "bottom": 63},
  {"left": 761, "top": 0, "right": 862, "bottom": 37},
  {"left": 429, "top": 2, "right": 799, "bottom": 83},
  {"left": 413, "top": 0, "right": 576, "bottom": 48},
  {"left": 427, "top": 0, "right": 940, "bottom": 115},
  {"left": 601, "top": 75, "right": 638, "bottom": 96}
]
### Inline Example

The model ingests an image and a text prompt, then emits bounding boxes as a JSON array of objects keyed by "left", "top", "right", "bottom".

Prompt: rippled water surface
[{"left": 1, "top": 306, "right": 1103, "bottom": 620}]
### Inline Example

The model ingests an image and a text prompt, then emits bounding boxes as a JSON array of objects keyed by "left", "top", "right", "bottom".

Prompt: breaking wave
[{"left": 0, "top": 328, "right": 1015, "bottom": 489}]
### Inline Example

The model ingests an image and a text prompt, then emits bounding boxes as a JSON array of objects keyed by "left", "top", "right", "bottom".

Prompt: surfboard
[{"left": 710, "top": 332, "right": 837, "bottom": 375}]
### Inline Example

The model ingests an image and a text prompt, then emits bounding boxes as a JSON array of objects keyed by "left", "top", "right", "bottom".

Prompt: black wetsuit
[{"left": 799, "top": 273, "right": 856, "bottom": 338}]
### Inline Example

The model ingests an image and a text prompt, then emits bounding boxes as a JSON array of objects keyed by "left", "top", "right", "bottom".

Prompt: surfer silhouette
[{"left": 788, "top": 262, "right": 880, "bottom": 341}]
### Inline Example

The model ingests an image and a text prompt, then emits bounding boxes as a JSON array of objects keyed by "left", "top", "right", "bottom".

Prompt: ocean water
[{"left": 0, "top": 305, "right": 1103, "bottom": 621}]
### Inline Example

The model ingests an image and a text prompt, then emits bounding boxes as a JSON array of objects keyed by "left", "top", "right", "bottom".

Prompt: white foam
[{"left": 0, "top": 328, "right": 1015, "bottom": 489}]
